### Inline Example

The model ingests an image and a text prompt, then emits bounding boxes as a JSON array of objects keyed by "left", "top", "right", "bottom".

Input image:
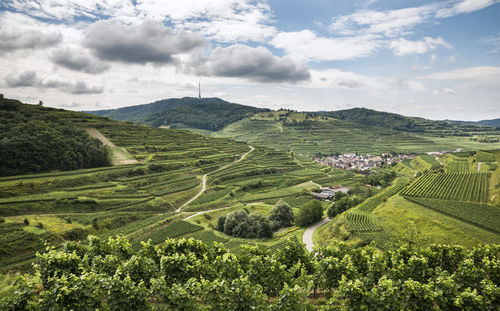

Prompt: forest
[{"left": 0, "top": 98, "right": 110, "bottom": 176}]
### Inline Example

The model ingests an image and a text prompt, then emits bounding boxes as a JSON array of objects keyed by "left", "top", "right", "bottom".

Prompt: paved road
[
  {"left": 303, "top": 217, "right": 330, "bottom": 252},
  {"left": 176, "top": 145, "right": 255, "bottom": 212}
]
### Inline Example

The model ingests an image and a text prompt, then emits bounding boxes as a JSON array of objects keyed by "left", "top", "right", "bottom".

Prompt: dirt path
[
  {"left": 477, "top": 162, "right": 482, "bottom": 172},
  {"left": 309, "top": 180, "right": 322, "bottom": 188},
  {"left": 86, "top": 128, "right": 115, "bottom": 147},
  {"left": 294, "top": 156, "right": 304, "bottom": 168},
  {"left": 434, "top": 155, "right": 443, "bottom": 166},
  {"left": 175, "top": 145, "right": 255, "bottom": 212},
  {"left": 86, "top": 128, "right": 138, "bottom": 165},
  {"left": 303, "top": 217, "right": 330, "bottom": 252}
]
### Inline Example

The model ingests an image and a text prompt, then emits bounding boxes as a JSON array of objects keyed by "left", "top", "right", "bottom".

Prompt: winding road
[
  {"left": 175, "top": 145, "right": 255, "bottom": 212},
  {"left": 302, "top": 217, "right": 330, "bottom": 252}
]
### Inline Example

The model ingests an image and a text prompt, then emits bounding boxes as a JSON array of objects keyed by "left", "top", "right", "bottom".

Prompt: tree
[
  {"left": 295, "top": 201, "right": 323, "bottom": 227},
  {"left": 223, "top": 210, "right": 273, "bottom": 238},
  {"left": 269, "top": 201, "right": 294, "bottom": 230},
  {"left": 0, "top": 94, "right": 4, "bottom": 99},
  {"left": 216, "top": 215, "right": 226, "bottom": 232},
  {"left": 38, "top": 100, "right": 43, "bottom": 106},
  {"left": 23, "top": 218, "right": 30, "bottom": 225},
  {"left": 327, "top": 196, "right": 362, "bottom": 218},
  {"left": 92, "top": 217, "right": 99, "bottom": 230}
]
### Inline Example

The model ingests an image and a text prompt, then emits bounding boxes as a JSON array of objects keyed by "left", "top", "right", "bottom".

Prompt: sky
[{"left": 0, "top": 0, "right": 499, "bottom": 120}]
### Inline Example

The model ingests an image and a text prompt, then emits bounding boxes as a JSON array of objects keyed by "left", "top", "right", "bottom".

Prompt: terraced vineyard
[
  {"left": 476, "top": 150, "right": 497, "bottom": 162},
  {"left": 357, "top": 178, "right": 409, "bottom": 212},
  {"left": 400, "top": 172, "right": 490, "bottom": 203},
  {"left": 217, "top": 111, "right": 443, "bottom": 156},
  {"left": 345, "top": 212, "right": 383, "bottom": 232},
  {"left": 446, "top": 160, "right": 470, "bottom": 172}
]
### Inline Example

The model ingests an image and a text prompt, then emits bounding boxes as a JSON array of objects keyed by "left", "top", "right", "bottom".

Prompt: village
[{"left": 314, "top": 153, "right": 416, "bottom": 171}]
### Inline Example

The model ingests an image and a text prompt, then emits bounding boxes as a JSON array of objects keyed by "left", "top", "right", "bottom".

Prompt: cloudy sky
[{"left": 0, "top": 0, "right": 499, "bottom": 120}]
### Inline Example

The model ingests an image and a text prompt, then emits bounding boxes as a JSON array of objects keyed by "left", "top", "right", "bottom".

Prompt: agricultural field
[{"left": 400, "top": 172, "right": 490, "bottom": 203}]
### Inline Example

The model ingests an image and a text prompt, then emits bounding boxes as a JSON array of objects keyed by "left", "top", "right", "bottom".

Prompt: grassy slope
[{"left": 372, "top": 196, "right": 500, "bottom": 247}]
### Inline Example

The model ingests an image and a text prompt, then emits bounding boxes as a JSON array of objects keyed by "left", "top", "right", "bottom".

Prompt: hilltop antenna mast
[{"left": 198, "top": 81, "right": 201, "bottom": 99}]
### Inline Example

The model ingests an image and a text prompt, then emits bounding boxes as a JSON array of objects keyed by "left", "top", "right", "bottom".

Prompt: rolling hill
[
  {"left": 86, "top": 97, "right": 267, "bottom": 131},
  {"left": 86, "top": 98, "right": 500, "bottom": 157}
]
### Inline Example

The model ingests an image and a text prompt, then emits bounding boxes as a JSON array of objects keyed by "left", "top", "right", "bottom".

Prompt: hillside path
[
  {"left": 176, "top": 145, "right": 255, "bottom": 212},
  {"left": 303, "top": 217, "right": 330, "bottom": 252},
  {"left": 433, "top": 155, "right": 443, "bottom": 166},
  {"left": 309, "top": 180, "right": 322, "bottom": 188},
  {"left": 477, "top": 162, "right": 482, "bottom": 172},
  {"left": 86, "top": 128, "right": 115, "bottom": 147},
  {"left": 86, "top": 128, "right": 138, "bottom": 165}
]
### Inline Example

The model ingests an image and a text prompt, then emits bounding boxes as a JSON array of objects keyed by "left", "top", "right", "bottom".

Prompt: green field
[{"left": 401, "top": 172, "right": 490, "bottom": 203}]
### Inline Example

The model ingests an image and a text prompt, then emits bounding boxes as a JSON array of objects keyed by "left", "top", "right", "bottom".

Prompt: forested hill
[
  {"left": 449, "top": 118, "right": 500, "bottom": 127},
  {"left": 477, "top": 118, "right": 500, "bottom": 127},
  {"left": 320, "top": 107, "right": 499, "bottom": 135},
  {"left": 0, "top": 97, "right": 110, "bottom": 176},
  {"left": 86, "top": 97, "right": 267, "bottom": 131}
]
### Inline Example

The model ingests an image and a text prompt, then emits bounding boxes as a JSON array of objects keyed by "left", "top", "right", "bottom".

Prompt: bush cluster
[{"left": 217, "top": 201, "right": 294, "bottom": 238}]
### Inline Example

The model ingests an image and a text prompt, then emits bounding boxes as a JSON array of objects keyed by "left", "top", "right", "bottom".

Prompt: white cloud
[
  {"left": 2, "top": 0, "right": 275, "bottom": 43},
  {"left": 390, "top": 37, "right": 451, "bottom": 56},
  {"left": 480, "top": 33, "right": 500, "bottom": 53},
  {"left": 421, "top": 66, "right": 500, "bottom": 80},
  {"left": 84, "top": 19, "right": 206, "bottom": 65},
  {"left": 421, "top": 66, "right": 500, "bottom": 90},
  {"left": 397, "top": 80, "right": 427, "bottom": 92},
  {"left": 51, "top": 48, "right": 110, "bottom": 74},
  {"left": 272, "top": 30, "right": 380, "bottom": 62},
  {"left": 330, "top": 0, "right": 499, "bottom": 38},
  {"left": 329, "top": 4, "right": 438, "bottom": 37},
  {"left": 436, "top": 0, "right": 500, "bottom": 18},
  {"left": 187, "top": 44, "right": 310, "bottom": 83},
  {"left": 5, "top": 70, "right": 104, "bottom": 94},
  {"left": 443, "top": 88, "right": 456, "bottom": 94},
  {"left": 309, "top": 69, "right": 388, "bottom": 90}
]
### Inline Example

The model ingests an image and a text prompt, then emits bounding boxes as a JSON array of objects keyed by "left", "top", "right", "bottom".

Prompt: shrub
[
  {"left": 92, "top": 218, "right": 99, "bottom": 230},
  {"left": 296, "top": 201, "right": 323, "bottom": 227},
  {"left": 36, "top": 222, "right": 44, "bottom": 229},
  {"left": 269, "top": 201, "right": 294, "bottom": 231},
  {"left": 24, "top": 218, "right": 30, "bottom": 226},
  {"left": 216, "top": 216, "right": 226, "bottom": 232}
]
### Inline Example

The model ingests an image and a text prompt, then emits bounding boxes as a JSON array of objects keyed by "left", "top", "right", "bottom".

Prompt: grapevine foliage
[{"left": 1, "top": 236, "right": 499, "bottom": 310}]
